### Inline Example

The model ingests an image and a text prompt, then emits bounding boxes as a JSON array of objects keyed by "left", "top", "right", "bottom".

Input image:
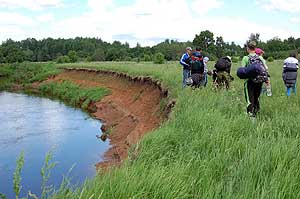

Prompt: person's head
[
  {"left": 289, "top": 51, "right": 297, "bottom": 58},
  {"left": 247, "top": 41, "right": 256, "bottom": 53},
  {"left": 186, "top": 46, "right": 192, "bottom": 55},
  {"left": 226, "top": 56, "right": 232, "bottom": 62},
  {"left": 203, "top": 57, "right": 209, "bottom": 63},
  {"left": 195, "top": 47, "right": 202, "bottom": 52},
  {"left": 255, "top": 48, "right": 264, "bottom": 56}
]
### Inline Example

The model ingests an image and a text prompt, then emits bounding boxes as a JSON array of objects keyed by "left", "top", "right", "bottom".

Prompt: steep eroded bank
[{"left": 50, "top": 69, "right": 174, "bottom": 168}]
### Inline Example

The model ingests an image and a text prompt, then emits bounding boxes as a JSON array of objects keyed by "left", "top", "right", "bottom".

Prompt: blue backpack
[{"left": 237, "top": 55, "right": 268, "bottom": 83}]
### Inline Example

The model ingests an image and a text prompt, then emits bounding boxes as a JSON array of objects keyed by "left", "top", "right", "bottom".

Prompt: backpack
[
  {"left": 190, "top": 55, "right": 204, "bottom": 74},
  {"left": 215, "top": 57, "right": 230, "bottom": 72},
  {"left": 248, "top": 55, "right": 268, "bottom": 83}
]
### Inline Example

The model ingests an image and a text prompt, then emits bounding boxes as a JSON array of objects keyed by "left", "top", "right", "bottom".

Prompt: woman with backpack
[
  {"left": 241, "top": 41, "right": 268, "bottom": 118},
  {"left": 282, "top": 52, "right": 299, "bottom": 96}
]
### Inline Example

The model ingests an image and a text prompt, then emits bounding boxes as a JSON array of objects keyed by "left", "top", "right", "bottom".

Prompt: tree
[
  {"left": 68, "top": 50, "right": 78, "bottom": 63},
  {"left": 246, "top": 33, "right": 260, "bottom": 46},
  {"left": 193, "top": 30, "right": 215, "bottom": 52},
  {"left": 215, "top": 36, "right": 225, "bottom": 58},
  {"left": 92, "top": 48, "right": 105, "bottom": 61}
]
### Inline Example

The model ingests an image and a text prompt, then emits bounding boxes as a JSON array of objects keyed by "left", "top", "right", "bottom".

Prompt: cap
[
  {"left": 255, "top": 48, "right": 264, "bottom": 55},
  {"left": 226, "top": 56, "right": 231, "bottom": 61},
  {"left": 186, "top": 47, "right": 192, "bottom": 51},
  {"left": 203, "top": 57, "right": 209, "bottom": 62}
]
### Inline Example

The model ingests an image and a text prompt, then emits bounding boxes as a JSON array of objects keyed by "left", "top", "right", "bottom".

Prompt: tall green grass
[
  {"left": 39, "top": 81, "right": 110, "bottom": 109},
  {"left": 48, "top": 60, "right": 300, "bottom": 198}
]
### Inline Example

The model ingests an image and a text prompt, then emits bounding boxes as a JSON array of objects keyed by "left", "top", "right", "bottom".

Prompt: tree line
[{"left": 0, "top": 30, "right": 300, "bottom": 64}]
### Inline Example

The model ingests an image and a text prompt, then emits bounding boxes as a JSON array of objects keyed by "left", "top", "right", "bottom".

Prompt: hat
[
  {"left": 203, "top": 57, "right": 209, "bottom": 63},
  {"left": 226, "top": 56, "right": 231, "bottom": 61},
  {"left": 255, "top": 48, "right": 264, "bottom": 55},
  {"left": 186, "top": 47, "right": 192, "bottom": 51}
]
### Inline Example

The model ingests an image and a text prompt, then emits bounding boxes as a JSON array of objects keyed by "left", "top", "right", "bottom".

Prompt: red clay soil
[{"left": 49, "top": 69, "right": 171, "bottom": 169}]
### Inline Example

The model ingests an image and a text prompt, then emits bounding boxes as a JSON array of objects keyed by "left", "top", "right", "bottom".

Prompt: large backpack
[
  {"left": 248, "top": 55, "right": 268, "bottom": 83},
  {"left": 215, "top": 57, "right": 230, "bottom": 72},
  {"left": 190, "top": 55, "right": 204, "bottom": 74}
]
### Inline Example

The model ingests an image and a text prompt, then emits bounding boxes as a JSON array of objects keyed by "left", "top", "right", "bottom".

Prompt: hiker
[
  {"left": 212, "top": 56, "right": 233, "bottom": 89},
  {"left": 241, "top": 41, "right": 269, "bottom": 118},
  {"left": 190, "top": 47, "right": 204, "bottom": 88},
  {"left": 180, "top": 47, "right": 193, "bottom": 87},
  {"left": 255, "top": 48, "right": 272, "bottom": 96},
  {"left": 202, "top": 57, "right": 209, "bottom": 87},
  {"left": 282, "top": 52, "right": 299, "bottom": 96}
]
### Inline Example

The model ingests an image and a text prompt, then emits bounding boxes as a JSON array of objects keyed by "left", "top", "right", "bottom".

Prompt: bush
[
  {"left": 153, "top": 53, "right": 165, "bottom": 64},
  {"left": 143, "top": 54, "right": 152, "bottom": 62},
  {"left": 267, "top": 56, "right": 274, "bottom": 62},
  {"left": 231, "top": 56, "right": 240, "bottom": 63},
  {"left": 67, "top": 51, "right": 78, "bottom": 63},
  {"left": 56, "top": 56, "right": 70, "bottom": 64}
]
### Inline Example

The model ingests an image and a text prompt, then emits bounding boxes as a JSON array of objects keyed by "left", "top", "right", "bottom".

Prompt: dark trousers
[{"left": 244, "top": 79, "right": 263, "bottom": 116}]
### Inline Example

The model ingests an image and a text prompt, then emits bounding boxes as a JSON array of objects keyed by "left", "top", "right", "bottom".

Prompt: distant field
[{"left": 48, "top": 60, "right": 300, "bottom": 198}]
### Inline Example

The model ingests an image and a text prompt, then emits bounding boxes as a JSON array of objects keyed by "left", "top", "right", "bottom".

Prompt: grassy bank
[
  {"left": 47, "top": 60, "right": 300, "bottom": 198},
  {"left": 3, "top": 60, "right": 300, "bottom": 198}
]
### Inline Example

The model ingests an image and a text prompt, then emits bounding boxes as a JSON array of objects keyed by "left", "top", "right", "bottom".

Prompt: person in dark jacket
[
  {"left": 283, "top": 52, "right": 299, "bottom": 96},
  {"left": 190, "top": 47, "right": 204, "bottom": 88},
  {"left": 212, "top": 56, "right": 233, "bottom": 89},
  {"left": 180, "top": 47, "right": 193, "bottom": 87}
]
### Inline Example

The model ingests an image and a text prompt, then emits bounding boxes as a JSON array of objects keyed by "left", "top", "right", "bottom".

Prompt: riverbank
[{"left": 48, "top": 68, "right": 174, "bottom": 168}]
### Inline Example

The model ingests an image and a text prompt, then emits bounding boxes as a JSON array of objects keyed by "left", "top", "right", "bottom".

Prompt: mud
[{"left": 49, "top": 68, "right": 176, "bottom": 169}]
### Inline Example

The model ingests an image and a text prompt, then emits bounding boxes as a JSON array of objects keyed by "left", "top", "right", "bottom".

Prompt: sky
[{"left": 1, "top": 0, "right": 300, "bottom": 47}]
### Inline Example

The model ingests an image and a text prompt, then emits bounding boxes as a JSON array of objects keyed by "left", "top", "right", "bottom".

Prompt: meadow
[{"left": 2, "top": 60, "right": 300, "bottom": 198}]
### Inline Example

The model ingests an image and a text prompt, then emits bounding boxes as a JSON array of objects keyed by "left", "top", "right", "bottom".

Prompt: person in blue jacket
[{"left": 180, "top": 47, "right": 193, "bottom": 87}]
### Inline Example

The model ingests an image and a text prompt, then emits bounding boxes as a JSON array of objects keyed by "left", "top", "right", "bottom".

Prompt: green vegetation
[
  {"left": 3, "top": 59, "right": 300, "bottom": 198},
  {"left": 44, "top": 60, "right": 300, "bottom": 198},
  {"left": 153, "top": 52, "right": 165, "bottom": 64},
  {"left": 1, "top": 31, "right": 300, "bottom": 64},
  {"left": 0, "top": 62, "right": 62, "bottom": 90},
  {"left": 13, "top": 152, "right": 24, "bottom": 199},
  {"left": 39, "top": 81, "right": 110, "bottom": 109}
]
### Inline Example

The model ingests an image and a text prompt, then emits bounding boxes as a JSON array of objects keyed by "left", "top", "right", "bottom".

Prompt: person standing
[
  {"left": 202, "top": 57, "right": 209, "bottom": 87},
  {"left": 255, "top": 48, "right": 272, "bottom": 96},
  {"left": 190, "top": 47, "right": 204, "bottom": 88},
  {"left": 180, "top": 47, "right": 192, "bottom": 87},
  {"left": 241, "top": 41, "right": 268, "bottom": 118},
  {"left": 212, "top": 56, "right": 233, "bottom": 89},
  {"left": 282, "top": 52, "right": 299, "bottom": 96}
]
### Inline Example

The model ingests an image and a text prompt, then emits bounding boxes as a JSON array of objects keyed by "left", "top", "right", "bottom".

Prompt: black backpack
[
  {"left": 215, "top": 57, "right": 231, "bottom": 72},
  {"left": 190, "top": 55, "right": 204, "bottom": 74},
  {"left": 248, "top": 55, "right": 268, "bottom": 83}
]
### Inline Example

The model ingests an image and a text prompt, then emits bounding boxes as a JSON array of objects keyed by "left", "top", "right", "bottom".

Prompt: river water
[{"left": 0, "top": 92, "right": 110, "bottom": 198}]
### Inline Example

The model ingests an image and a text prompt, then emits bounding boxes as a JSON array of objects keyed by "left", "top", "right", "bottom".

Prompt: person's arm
[
  {"left": 180, "top": 54, "right": 189, "bottom": 67},
  {"left": 241, "top": 56, "right": 248, "bottom": 67}
]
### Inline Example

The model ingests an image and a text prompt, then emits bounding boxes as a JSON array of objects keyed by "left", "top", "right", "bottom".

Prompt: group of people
[{"left": 179, "top": 41, "right": 299, "bottom": 119}]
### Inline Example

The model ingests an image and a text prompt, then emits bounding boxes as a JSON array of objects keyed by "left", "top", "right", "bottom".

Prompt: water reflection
[{"left": 0, "top": 92, "right": 110, "bottom": 198}]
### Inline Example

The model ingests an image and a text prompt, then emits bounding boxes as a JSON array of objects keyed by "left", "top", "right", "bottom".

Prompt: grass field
[
  {"left": 48, "top": 60, "right": 300, "bottom": 198},
  {"left": 2, "top": 60, "right": 300, "bottom": 198}
]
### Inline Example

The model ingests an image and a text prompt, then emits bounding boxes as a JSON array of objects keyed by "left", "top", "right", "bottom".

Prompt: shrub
[
  {"left": 267, "top": 56, "right": 274, "bottom": 62},
  {"left": 67, "top": 51, "right": 78, "bottom": 63},
  {"left": 231, "top": 56, "right": 240, "bottom": 63},
  {"left": 56, "top": 56, "right": 70, "bottom": 64},
  {"left": 153, "top": 53, "right": 165, "bottom": 64},
  {"left": 143, "top": 54, "right": 152, "bottom": 62}
]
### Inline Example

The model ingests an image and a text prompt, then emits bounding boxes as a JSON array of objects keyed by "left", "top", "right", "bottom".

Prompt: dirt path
[{"left": 50, "top": 69, "right": 172, "bottom": 168}]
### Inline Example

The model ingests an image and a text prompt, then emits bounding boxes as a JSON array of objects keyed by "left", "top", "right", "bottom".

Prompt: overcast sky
[{"left": 1, "top": 0, "right": 300, "bottom": 47}]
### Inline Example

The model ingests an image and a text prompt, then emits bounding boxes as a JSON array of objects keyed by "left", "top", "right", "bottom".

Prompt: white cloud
[
  {"left": 1, "top": 0, "right": 300, "bottom": 47},
  {"left": 0, "top": 0, "right": 64, "bottom": 11},
  {"left": 191, "top": 0, "right": 223, "bottom": 15},
  {"left": 256, "top": 0, "right": 300, "bottom": 13},
  {"left": 0, "top": 12, "right": 36, "bottom": 26},
  {"left": 37, "top": 13, "right": 55, "bottom": 23},
  {"left": 290, "top": 17, "right": 300, "bottom": 24}
]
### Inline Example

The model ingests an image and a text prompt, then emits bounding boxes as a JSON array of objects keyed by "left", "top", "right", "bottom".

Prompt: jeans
[
  {"left": 287, "top": 85, "right": 296, "bottom": 96},
  {"left": 182, "top": 69, "right": 191, "bottom": 87}
]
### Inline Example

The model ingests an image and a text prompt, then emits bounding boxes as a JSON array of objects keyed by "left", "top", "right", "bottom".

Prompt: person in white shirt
[{"left": 282, "top": 52, "right": 299, "bottom": 96}]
